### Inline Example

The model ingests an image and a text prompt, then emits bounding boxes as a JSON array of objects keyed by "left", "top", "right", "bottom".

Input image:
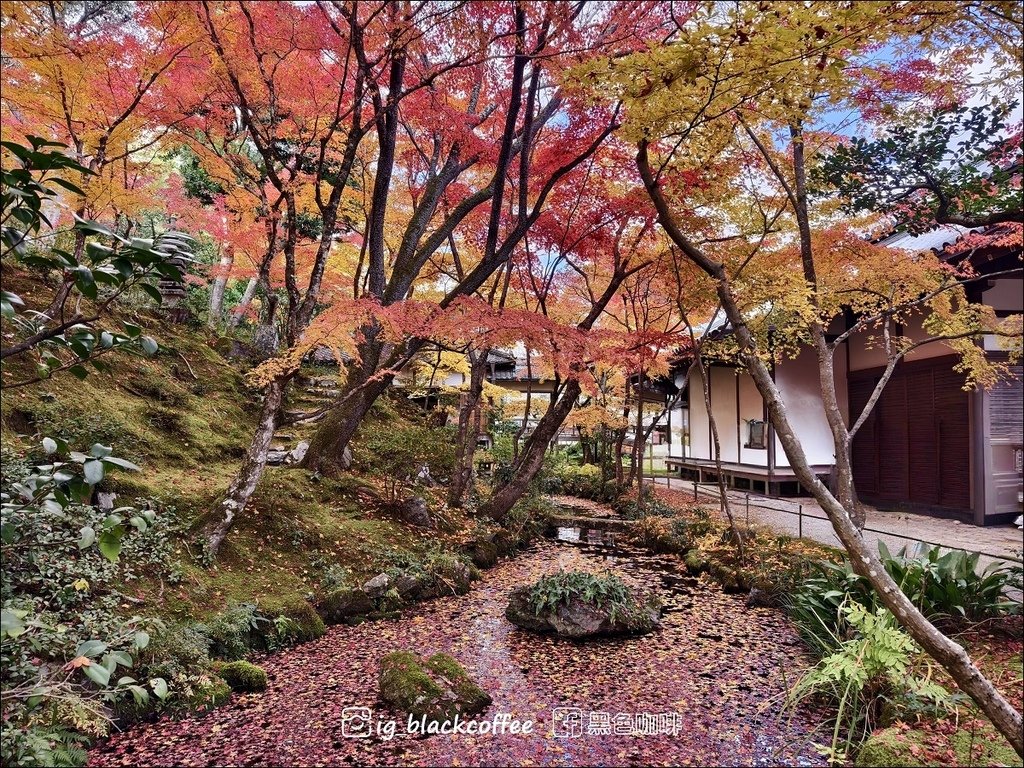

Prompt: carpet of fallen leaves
[{"left": 90, "top": 535, "right": 828, "bottom": 767}]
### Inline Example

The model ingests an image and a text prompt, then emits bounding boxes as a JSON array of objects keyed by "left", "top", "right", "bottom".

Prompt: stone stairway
[{"left": 268, "top": 375, "right": 342, "bottom": 465}]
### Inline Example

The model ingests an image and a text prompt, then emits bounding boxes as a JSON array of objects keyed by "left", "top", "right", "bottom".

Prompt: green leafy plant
[
  {"left": 527, "top": 570, "right": 631, "bottom": 616},
  {"left": 788, "top": 543, "right": 1022, "bottom": 655},
  {"left": 359, "top": 418, "right": 456, "bottom": 502},
  {"left": 555, "top": 463, "right": 603, "bottom": 499},
  {"left": 784, "top": 601, "right": 954, "bottom": 765},
  {"left": 2, "top": 136, "right": 192, "bottom": 386}
]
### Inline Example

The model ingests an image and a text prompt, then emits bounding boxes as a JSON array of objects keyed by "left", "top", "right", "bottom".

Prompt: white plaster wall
[
  {"left": 850, "top": 310, "right": 962, "bottom": 371},
  {"left": 982, "top": 278, "right": 1023, "bottom": 351},
  {"left": 773, "top": 346, "right": 845, "bottom": 467},
  {"left": 709, "top": 366, "right": 740, "bottom": 462},
  {"left": 687, "top": 368, "right": 712, "bottom": 461}
]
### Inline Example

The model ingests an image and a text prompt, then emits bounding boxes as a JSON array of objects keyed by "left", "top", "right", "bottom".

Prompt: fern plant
[{"left": 784, "top": 601, "right": 953, "bottom": 765}]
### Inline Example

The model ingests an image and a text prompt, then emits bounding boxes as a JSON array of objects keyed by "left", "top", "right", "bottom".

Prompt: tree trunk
[
  {"left": 742, "top": 336, "right": 1022, "bottom": 755},
  {"left": 480, "top": 380, "right": 581, "bottom": 521},
  {"left": 638, "top": 136, "right": 1023, "bottom": 758},
  {"left": 696, "top": 353, "right": 742, "bottom": 554},
  {"left": 226, "top": 277, "right": 259, "bottom": 330},
  {"left": 208, "top": 245, "right": 234, "bottom": 328},
  {"left": 449, "top": 350, "right": 488, "bottom": 508},
  {"left": 206, "top": 377, "right": 286, "bottom": 557}
]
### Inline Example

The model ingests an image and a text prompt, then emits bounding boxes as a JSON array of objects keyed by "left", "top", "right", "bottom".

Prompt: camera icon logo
[
  {"left": 551, "top": 707, "right": 584, "bottom": 738},
  {"left": 341, "top": 706, "right": 373, "bottom": 738}
]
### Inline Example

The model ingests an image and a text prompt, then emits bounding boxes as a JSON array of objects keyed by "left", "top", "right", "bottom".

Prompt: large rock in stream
[
  {"left": 505, "top": 581, "right": 661, "bottom": 638},
  {"left": 378, "top": 651, "right": 491, "bottom": 724}
]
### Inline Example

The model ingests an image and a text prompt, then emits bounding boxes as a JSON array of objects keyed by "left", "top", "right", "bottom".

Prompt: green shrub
[
  {"left": 556, "top": 463, "right": 603, "bottom": 499},
  {"left": 380, "top": 544, "right": 479, "bottom": 597},
  {"left": 259, "top": 597, "right": 326, "bottom": 644},
  {"left": 784, "top": 602, "right": 954, "bottom": 765},
  {"left": 204, "top": 602, "right": 267, "bottom": 660},
  {"left": 216, "top": 660, "right": 268, "bottom": 692},
  {"left": 176, "top": 674, "right": 232, "bottom": 714},
  {"left": 358, "top": 416, "right": 456, "bottom": 502},
  {"left": 788, "top": 543, "right": 1022, "bottom": 655},
  {"left": 141, "top": 624, "right": 212, "bottom": 680},
  {"left": 614, "top": 492, "right": 676, "bottom": 520}
]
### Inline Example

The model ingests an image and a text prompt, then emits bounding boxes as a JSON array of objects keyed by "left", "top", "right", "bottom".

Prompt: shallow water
[{"left": 91, "top": 535, "right": 827, "bottom": 767}]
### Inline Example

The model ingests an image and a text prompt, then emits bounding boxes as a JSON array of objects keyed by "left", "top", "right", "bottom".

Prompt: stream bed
[{"left": 91, "top": 531, "right": 827, "bottom": 767}]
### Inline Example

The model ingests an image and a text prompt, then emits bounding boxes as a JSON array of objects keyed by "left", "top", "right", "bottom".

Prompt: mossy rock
[
  {"left": 683, "top": 550, "right": 707, "bottom": 574},
  {"left": 378, "top": 651, "right": 491, "bottom": 724},
  {"left": 855, "top": 723, "right": 1022, "bottom": 768},
  {"left": 318, "top": 588, "right": 374, "bottom": 624},
  {"left": 166, "top": 675, "right": 232, "bottom": 717},
  {"left": 216, "top": 660, "right": 268, "bottom": 693},
  {"left": 259, "top": 597, "right": 326, "bottom": 644},
  {"left": 466, "top": 539, "right": 499, "bottom": 569},
  {"left": 505, "top": 585, "right": 661, "bottom": 638}
]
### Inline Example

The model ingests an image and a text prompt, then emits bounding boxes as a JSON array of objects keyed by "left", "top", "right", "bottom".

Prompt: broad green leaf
[
  {"left": 76, "top": 639, "right": 107, "bottom": 658},
  {"left": 151, "top": 677, "right": 169, "bottom": 700},
  {"left": 83, "top": 459, "right": 105, "bottom": 485},
  {"left": 102, "top": 456, "right": 141, "bottom": 471},
  {"left": 0, "top": 608, "right": 26, "bottom": 638},
  {"left": 83, "top": 662, "right": 112, "bottom": 687},
  {"left": 98, "top": 530, "right": 122, "bottom": 563},
  {"left": 78, "top": 526, "right": 96, "bottom": 549}
]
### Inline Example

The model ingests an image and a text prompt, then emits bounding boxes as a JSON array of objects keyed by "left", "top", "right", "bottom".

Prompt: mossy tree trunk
[
  {"left": 206, "top": 377, "right": 287, "bottom": 557},
  {"left": 449, "top": 349, "right": 488, "bottom": 508}
]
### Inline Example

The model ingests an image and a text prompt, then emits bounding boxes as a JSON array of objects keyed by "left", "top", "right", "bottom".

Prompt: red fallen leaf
[{"left": 64, "top": 655, "right": 92, "bottom": 671}]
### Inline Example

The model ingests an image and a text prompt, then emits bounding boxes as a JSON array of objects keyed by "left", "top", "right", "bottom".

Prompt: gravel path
[{"left": 652, "top": 477, "right": 1024, "bottom": 572}]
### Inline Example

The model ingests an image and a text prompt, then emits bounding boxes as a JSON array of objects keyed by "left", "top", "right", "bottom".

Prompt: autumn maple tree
[{"left": 579, "top": 0, "right": 1023, "bottom": 754}]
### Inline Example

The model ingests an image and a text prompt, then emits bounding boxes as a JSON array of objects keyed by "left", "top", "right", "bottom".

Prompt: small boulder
[
  {"left": 286, "top": 440, "right": 310, "bottom": 465},
  {"left": 319, "top": 588, "right": 375, "bottom": 623},
  {"left": 504, "top": 589, "right": 552, "bottom": 634},
  {"left": 378, "top": 651, "right": 491, "bottom": 725},
  {"left": 505, "top": 579, "right": 660, "bottom": 638},
  {"left": 393, "top": 574, "right": 424, "bottom": 600},
  {"left": 466, "top": 539, "right": 499, "bottom": 569},
  {"left": 414, "top": 464, "right": 436, "bottom": 487},
  {"left": 266, "top": 448, "right": 288, "bottom": 466},
  {"left": 362, "top": 573, "right": 391, "bottom": 599},
  {"left": 445, "top": 561, "right": 476, "bottom": 595},
  {"left": 397, "top": 496, "right": 434, "bottom": 528},
  {"left": 216, "top": 660, "right": 268, "bottom": 693}
]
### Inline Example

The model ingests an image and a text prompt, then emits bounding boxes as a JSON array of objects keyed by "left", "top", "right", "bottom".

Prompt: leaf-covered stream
[{"left": 90, "top": 531, "right": 828, "bottom": 767}]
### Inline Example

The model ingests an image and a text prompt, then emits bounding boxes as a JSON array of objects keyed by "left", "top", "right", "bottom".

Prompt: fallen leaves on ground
[{"left": 90, "top": 538, "right": 829, "bottom": 767}]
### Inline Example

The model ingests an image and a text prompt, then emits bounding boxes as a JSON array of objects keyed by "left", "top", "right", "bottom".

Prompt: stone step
[
  {"left": 283, "top": 408, "right": 327, "bottom": 425},
  {"left": 305, "top": 376, "right": 340, "bottom": 388},
  {"left": 306, "top": 386, "right": 341, "bottom": 395}
]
